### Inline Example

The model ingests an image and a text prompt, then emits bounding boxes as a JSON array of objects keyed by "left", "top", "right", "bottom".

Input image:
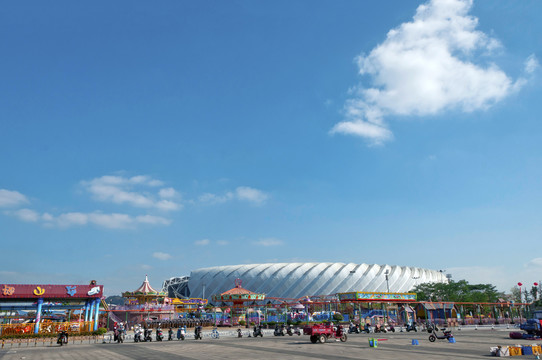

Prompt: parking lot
[{"left": 0, "top": 328, "right": 536, "bottom": 359}]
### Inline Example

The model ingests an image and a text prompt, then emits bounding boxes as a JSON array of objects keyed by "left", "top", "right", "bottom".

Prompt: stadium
[{"left": 162, "top": 262, "right": 448, "bottom": 301}]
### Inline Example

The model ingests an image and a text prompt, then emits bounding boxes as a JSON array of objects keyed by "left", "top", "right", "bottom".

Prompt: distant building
[{"left": 162, "top": 262, "right": 447, "bottom": 301}]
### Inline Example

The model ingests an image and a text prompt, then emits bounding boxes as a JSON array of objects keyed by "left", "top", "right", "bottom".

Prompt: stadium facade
[{"left": 162, "top": 262, "right": 448, "bottom": 301}]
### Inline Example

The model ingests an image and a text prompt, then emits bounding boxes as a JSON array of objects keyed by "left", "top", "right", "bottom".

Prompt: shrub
[
  {"left": 238, "top": 320, "right": 246, "bottom": 326},
  {"left": 333, "top": 313, "right": 344, "bottom": 322}
]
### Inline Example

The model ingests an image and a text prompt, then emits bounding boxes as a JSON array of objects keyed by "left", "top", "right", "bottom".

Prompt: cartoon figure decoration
[
  {"left": 2, "top": 284, "right": 15, "bottom": 296},
  {"left": 66, "top": 286, "right": 77, "bottom": 297},
  {"left": 33, "top": 286, "right": 45, "bottom": 296}
]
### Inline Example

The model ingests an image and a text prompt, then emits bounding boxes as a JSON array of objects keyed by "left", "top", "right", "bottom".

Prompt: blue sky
[{"left": 1, "top": 0, "right": 541, "bottom": 295}]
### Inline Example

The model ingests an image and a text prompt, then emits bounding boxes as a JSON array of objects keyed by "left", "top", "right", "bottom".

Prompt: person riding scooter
[
  {"left": 57, "top": 330, "right": 68, "bottom": 346},
  {"left": 134, "top": 325, "right": 143, "bottom": 342},
  {"left": 194, "top": 324, "right": 203, "bottom": 340}
]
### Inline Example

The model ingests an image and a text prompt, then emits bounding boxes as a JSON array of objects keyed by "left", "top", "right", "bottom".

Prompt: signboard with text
[
  {"left": 338, "top": 292, "right": 417, "bottom": 302},
  {"left": 0, "top": 284, "right": 103, "bottom": 299}
]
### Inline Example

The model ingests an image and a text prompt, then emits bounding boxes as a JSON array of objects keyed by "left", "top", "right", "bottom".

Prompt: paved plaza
[{"left": 1, "top": 328, "right": 537, "bottom": 360}]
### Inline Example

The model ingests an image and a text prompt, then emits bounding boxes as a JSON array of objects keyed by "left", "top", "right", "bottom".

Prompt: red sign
[{"left": 0, "top": 284, "right": 103, "bottom": 299}]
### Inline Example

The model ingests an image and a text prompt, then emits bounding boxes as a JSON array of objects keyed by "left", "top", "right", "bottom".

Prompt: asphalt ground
[{"left": 0, "top": 329, "right": 538, "bottom": 360}]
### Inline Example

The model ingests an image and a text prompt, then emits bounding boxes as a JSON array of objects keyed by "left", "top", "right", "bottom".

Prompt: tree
[{"left": 412, "top": 280, "right": 501, "bottom": 303}]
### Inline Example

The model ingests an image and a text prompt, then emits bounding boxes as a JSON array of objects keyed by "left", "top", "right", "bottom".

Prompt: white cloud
[
  {"left": 135, "top": 215, "right": 172, "bottom": 226},
  {"left": 253, "top": 238, "right": 284, "bottom": 247},
  {"left": 194, "top": 239, "right": 210, "bottom": 246},
  {"left": 235, "top": 187, "right": 268, "bottom": 205},
  {"left": 7, "top": 209, "right": 171, "bottom": 229},
  {"left": 332, "top": 0, "right": 531, "bottom": 144},
  {"left": 217, "top": 240, "right": 229, "bottom": 246},
  {"left": 153, "top": 252, "right": 172, "bottom": 260},
  {"left": 0, "top": 189, "right": 29, "bottom": 208},
  {"left": 198, "top": 192, "right": 234, "bottom": 204},
  {"left": 525, "top": 54, "right": 539, "bottom": 74},
  {"left": 13, "top": 208, "right": 40, "bottom": 222},
  {"left": 199, "top": 186, "right": 269, "bottom": 206},
  {"left": 159, "top": 187, "right": 177, "bottom": 199},
  {"left": 81, "top": 175, "right": 181, "bottom": 211}
]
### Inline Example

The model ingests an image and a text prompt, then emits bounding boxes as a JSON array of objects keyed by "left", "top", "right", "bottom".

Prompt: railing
[{"left": 110, "top": 305, "right": 175, "bottom": 311}]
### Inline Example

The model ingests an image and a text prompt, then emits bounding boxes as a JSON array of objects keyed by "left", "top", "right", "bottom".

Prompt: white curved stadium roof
[{"left": 181, "top": 262, "right": 447, "bottom": 300}]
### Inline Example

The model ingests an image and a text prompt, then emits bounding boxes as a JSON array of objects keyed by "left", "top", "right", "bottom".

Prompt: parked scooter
[
  {"left": 428, "top": 326, "right": 454, "bottom": 342},
  {"left": 361, "top": 323, "right": 372, "bottom": 333},
  {"left": 237, "top": 328, "right": 243, "bottom": 338},
  {"left": 134, "top": 326, "right": 143, "bottom": 342},
  {"left": 144, "top": 328, "right": 153, "bottom": 342},
  {"left": 292, "top": 326, "right": 301, "bottom": 336},
  {"left": 348, "top": 323, "right": 360, "bottom": 334},
  {"left": 405, "top": 323, "right": 418, "bottom": 332},
  {"left": 168, "top": 328, "right": 173, "bottom": 341},
  {"left": 57, "top": 330, "right": 68, "bottom": 346},
  {"left": 177, "top": 326, "right": 186, "bottom": 340},
  {"left": 253, "top": 325, "right": 263, "bottom": 337},
  {"left": 374, "top": 324, "right": 387, "bottom": 333},
  {"left": 274, "top": 324, "right": 285, "bottom": 336},
  {"left": 194, "top": 325, "right": 203, "bottom": 340},
  {"left": 386, "top": 324, "right": 396, "bottom": 333},
  {"left": 156, "top": 327, "right": 164, "bottom": 341}
]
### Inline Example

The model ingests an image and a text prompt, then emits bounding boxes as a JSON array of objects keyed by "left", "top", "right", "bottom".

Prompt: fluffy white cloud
[
  {"left": 235, "top": 187, "right": 268, "bottom": 205},
  {"left": 0, "top": 189, "right": 29, "bottom": 207},
  {"left": 81, "top": 175, "right": 181, "bottom": 211},
  {"left": 252, "top": 238, "right": 283, "bottom": 247},
  {"left": 331, "top": 0, "right": 533, "bottom": 144},
  {"left": 6, "top": 210, "right": 171, "bottom": 229},
  {"left": 216, "top": 240, "right": 229, "bottom": 246},
  {"left": 159, "top": 187, "right": 177, "bottom": 199},
  {"left": 525, "top": 55, "right": 540, "bottom": 74},
  {"left": 153, "top": 252, "right": 172, "bottom": 260},
  {"left": 194, "top": 239, "right": 210, "bottom": 246},
  {"left": 199, "top": 186, "right": 268, "bottom": 206},
  {"left": 13, "top": 208, "right": 40, "bottom": 222}
]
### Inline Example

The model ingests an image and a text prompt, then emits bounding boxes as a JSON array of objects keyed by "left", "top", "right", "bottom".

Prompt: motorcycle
[
  {"left": 361, "top": 323, "right": 372, "bottom": 333},
  {"left": 274, "top": 325, "right": 285, "bottom": 336},
  {"left": 237, "top": 328, "right": 243, "bottom": 338},
  {"left": 428, "top": 326, "right": 454, "bottom": 342},
  {"left": 156, "top": 328, "right": 164, "bottom": 341},
  {"left": 144, "top": 328, "right": 153, "bottom": 342},
  {"left": 348, "top": 323, "right": 360, "bottom": 334},
  {"left": 292, "top": 326, "right": 301, "bottom": 336},
  {"left": 286, "top": 325, "right": 293, "bottom": 336},
  {"left": 134, "top": 327, "right": 143, "bottom": 342},
  {"left": 386, "top": 324, "right": 396, "bottom": 333},
  {"left": 405, "top": 323, "right": 418, "bottom": 332},
  {"left": 168, "top": 328, "right": 173, "bottom": 341},
  {"left": 177, "top": 326, "right": 186, "bottom": 340},
  {"left": 194, "top": 325, "right": 203, "bottom": 340},
  {"left": 57, "top": 330, "right": 68, "bottom": 346},
  {"left": 374, "top": 324, "right": 386, "bottom": 333},
  {"left": 253, "top": 325, "right": 263, "bottom": 337}
]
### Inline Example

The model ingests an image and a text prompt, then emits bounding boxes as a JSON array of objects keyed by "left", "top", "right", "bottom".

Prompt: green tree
[{"left": 413, "top": 280, "right": 501, "bottom": 303}]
